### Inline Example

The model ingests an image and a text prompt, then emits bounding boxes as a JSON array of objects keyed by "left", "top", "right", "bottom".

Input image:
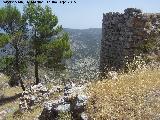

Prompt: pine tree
[
  {"left": 0, "top": 4, "right": 27, "bottom": 90},
  {"left": 23, "top": 3, "right": 72, "bottom": 84}
]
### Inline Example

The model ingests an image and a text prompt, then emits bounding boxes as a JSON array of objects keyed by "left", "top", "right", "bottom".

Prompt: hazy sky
[{"left": 0, "top": 0, "right": 160, "bottom": 29}]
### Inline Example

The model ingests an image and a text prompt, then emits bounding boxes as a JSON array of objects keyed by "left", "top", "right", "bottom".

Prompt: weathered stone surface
[
  {"left": 19, "top": 83, "right": 49, "bottom": 112},
  {"left": 100, "top": 8, "right": 160, "bottom": 77},
  {"left": 39, "top": 83, "right": 88, "bottom": 120},
  {"left": 49, "top": 85, "right": 63, "bottom": 94}
]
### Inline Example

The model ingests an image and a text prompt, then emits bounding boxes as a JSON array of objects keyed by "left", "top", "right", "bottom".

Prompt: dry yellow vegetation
[
  {"left": 1, "top": 59, "right": 160, "bottom": 120},
  {"left": 87, "top": 68, "right": 160, "bottom": 120},
  {"left": 0, "top": 75, "right": 69, "bottom": 120}
]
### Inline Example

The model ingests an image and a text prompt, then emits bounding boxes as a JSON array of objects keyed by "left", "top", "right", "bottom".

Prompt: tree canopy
[{"left": 0, "top": 3, "right": 72, "bottom": 88}]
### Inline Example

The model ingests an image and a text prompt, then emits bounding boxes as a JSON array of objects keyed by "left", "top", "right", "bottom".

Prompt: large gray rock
[
  {"left": 49, "top": 85, "right": 63, "bottom": 94},
  {"left": 39, "top": 83, "right": 89, "bottom": 120},
  {"left": 19, "top": 83, "right": 49, "bottom": 112}
]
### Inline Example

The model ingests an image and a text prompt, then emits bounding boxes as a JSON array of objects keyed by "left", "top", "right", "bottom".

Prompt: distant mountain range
[
  {"left": 64, "top": 28, "right": 102, "bottom": 80},
  {"left": 64, "top": 28, "right": 101, "bottom": 59}
]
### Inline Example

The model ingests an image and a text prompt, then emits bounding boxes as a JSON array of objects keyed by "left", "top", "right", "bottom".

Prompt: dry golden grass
[
  {"left": 87, "top": 68, "right": 160, "bottom": 120},
  {"left": 0, "top": 73, "right": 9, "bottom": 82},
  {"left": 3, "top": 87, "right": 22, "bottom": 97},
  {"left": 10, "top": 105, "right": 43, "bottom": 120},
  {"left": 0, "top": 88, "right": 22, "bottom": 120}
]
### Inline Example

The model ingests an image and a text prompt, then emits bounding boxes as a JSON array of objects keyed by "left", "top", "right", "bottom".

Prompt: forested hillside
[
  {"left": 64, "top": 28, "right": 101, "bottom": 80},
  {"left": 0, "top": 28, "right": 102, "bottom": 80}
]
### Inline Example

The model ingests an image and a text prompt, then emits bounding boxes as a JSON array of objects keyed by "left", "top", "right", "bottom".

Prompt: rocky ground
[
  {"left": 0, "top": 66, "right": 160, "bottom": 120},
  {"left": 0, "top": 74, "right": 89, "bottom": 120}
]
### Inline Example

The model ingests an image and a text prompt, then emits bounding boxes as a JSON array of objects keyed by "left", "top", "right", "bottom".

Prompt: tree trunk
[
  {"left": 15, "top": 43, "right": 25, "bottom": 91},
  {"left": 19, "top": 78, "right": 25, "bottom": 91},
  {"left": 35, "top": 60, "right": 39, "bottom": 84}
]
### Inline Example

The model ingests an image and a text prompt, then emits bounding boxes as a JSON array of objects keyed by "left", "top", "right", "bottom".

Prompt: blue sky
[{"left": 0, "top": 0, "right": 160, "bottom": 29}]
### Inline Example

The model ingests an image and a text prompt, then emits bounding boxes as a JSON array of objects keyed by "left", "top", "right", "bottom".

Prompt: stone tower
[{"left": 100, "top": 8, "right": 160, "bottom": 77}]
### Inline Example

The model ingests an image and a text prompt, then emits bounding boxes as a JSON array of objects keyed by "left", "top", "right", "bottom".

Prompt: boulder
[
  {"left": 49, "top": 85, "right": 63, "bottom": 94},
  {"left": 39, "top": 83, "right": 89, "bottom": 120},
  {"left": 19, "top": 83, "right": 49, "bottom": 112}
]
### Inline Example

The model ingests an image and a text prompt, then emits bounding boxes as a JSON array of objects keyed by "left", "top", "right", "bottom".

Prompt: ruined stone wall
[{"left": 100, "top": 8, "right": 160, "bottom": 76}]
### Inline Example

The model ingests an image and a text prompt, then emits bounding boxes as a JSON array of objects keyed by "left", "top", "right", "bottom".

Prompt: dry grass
[
  {"left": 1, "top": 60, "right": 160, "bottom": 120},
  {"left": 3, "top": 87, "right": 22, "bottom": 97},
  {"left": 87, "top": 68, "right": 160, "bottom": 120},
  {"left": 0, "top": 73, "right": 9, "bottom": 82},
  {"left": 0, "top": 88, "right": 22, "bottom": 120},
  {"left": 2, "top": 100, "right": 44, "bottom": 120},
  {"left": 0, "top": 77, "right": 65, "bottom": 120},
  {"left": 10, "top": 105, "right": 43, "bottom": 120}
]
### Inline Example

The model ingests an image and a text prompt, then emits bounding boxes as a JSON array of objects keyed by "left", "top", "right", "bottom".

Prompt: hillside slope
[
  {"left": 87, "top": 68, "right": 160, "bottom": 119},
  {"left": 64, "top": 28, "right": 102, "bottom": 80}
]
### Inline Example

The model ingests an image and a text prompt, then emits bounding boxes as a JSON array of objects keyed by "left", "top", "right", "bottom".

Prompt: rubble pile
[
  {"left": 39, "top": 82, "right": 88, "bottom": 120},
  {"left": 19, "top": 83, "right": 49, "bottom": 111}
]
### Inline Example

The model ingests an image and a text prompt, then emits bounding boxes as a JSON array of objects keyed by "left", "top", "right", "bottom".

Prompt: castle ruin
[{"left": 100, "top": 8, "right": 160, "bottom": 76}]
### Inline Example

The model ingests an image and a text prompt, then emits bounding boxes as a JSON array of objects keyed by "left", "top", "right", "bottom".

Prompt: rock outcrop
[
  {"left": 39, "top": 82, "right": 88, "bottom": 120},
  {"left": 18, "top": 80, "right": 89, "bottom": 119},
  {"left": 19, "top": 83, "right": 49, "bottom": 112}
]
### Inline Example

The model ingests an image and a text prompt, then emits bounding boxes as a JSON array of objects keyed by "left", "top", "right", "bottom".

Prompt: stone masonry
[{"left": 100, "top": 8, "right": 160, "bottom": 76}]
